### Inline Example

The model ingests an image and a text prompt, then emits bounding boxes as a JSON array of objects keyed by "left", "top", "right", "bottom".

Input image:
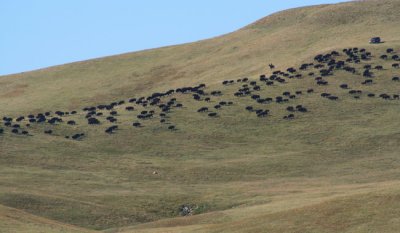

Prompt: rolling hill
[
  {"left": 1, "top": 0, "right": 400, "bottom": 115},
  {"left": 1, "top": 0, "right": 400, "bottom": 232}
]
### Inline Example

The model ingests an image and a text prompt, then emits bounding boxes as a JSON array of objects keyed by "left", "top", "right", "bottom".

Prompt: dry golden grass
[
  {"left": 118, "top": 181, "right": 400, "bottom": 233},
  {"left": 0, "top": 204, "right": 96, "bottom": 233},
  {"left": 0, "top": 0, "right": 400, "bottom": 232}
]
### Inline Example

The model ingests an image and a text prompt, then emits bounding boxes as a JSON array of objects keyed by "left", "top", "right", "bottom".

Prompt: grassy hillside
[
  {"left": 116, "top": 183, "right": 400, "bottom": 233},
  {"left": 1, "top": 0, "right": 400, "bottom": 115},
  {"left": 1, "top": 0, "right": 400, "bottom": 232},
  {"left": 0, "top": 204, "right": 95, "bottom": 233}
]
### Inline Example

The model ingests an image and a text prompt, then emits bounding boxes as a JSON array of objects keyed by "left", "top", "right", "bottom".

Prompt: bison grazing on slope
[
  {"left": 283, "top": 114, "right": 295, "bottom": 120},
  {"left": 105, "top": 125, "right": 118, "bottom": 134},
  {"left": 197, "top": 107, "right": 208, "bottom": 113},
  {"left": 88, "top": 118, "right": 100, "bottom": 125},
  {"left": 67, "top": 120, "right": 76, "bottom": 125},
  {"left": 287, "top": 106, "right": 295, "bottom": 112},
  {"left": 44, "top": 130, "right": 53, "bottom": 134},
  {"left": 132, "top": 122, "right": 141, "bottom": 127},
  {"left": 71, "top": 133, "right": 85, "bottom": 140}
]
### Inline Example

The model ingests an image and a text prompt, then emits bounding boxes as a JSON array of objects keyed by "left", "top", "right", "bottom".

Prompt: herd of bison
[{"left": 1, "top": 46, "right": 399, "bottom": 140}]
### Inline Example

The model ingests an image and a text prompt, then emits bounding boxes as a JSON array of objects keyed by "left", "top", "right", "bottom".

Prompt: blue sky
[{"left": 0, "top": 0, "right": 349, "bottom": 75}]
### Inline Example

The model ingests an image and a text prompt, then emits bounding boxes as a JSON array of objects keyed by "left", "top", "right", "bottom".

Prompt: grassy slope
[
  {"left": 0, "top": 204, "right": 96, "bottom": 233},
  {"left": 1, "top": 0, "right": 400, "bottom": 115},
  {"left": 117, "top": 183, "right": 400, "bottom": 233},
  {"left": 0, "top": 0, "right": 400, "bottom": 232}
]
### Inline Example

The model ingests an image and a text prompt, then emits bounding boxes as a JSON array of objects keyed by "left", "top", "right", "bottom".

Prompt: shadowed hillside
[{"left": 1, "top": 0, "right": 400, "bottom": 233}]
